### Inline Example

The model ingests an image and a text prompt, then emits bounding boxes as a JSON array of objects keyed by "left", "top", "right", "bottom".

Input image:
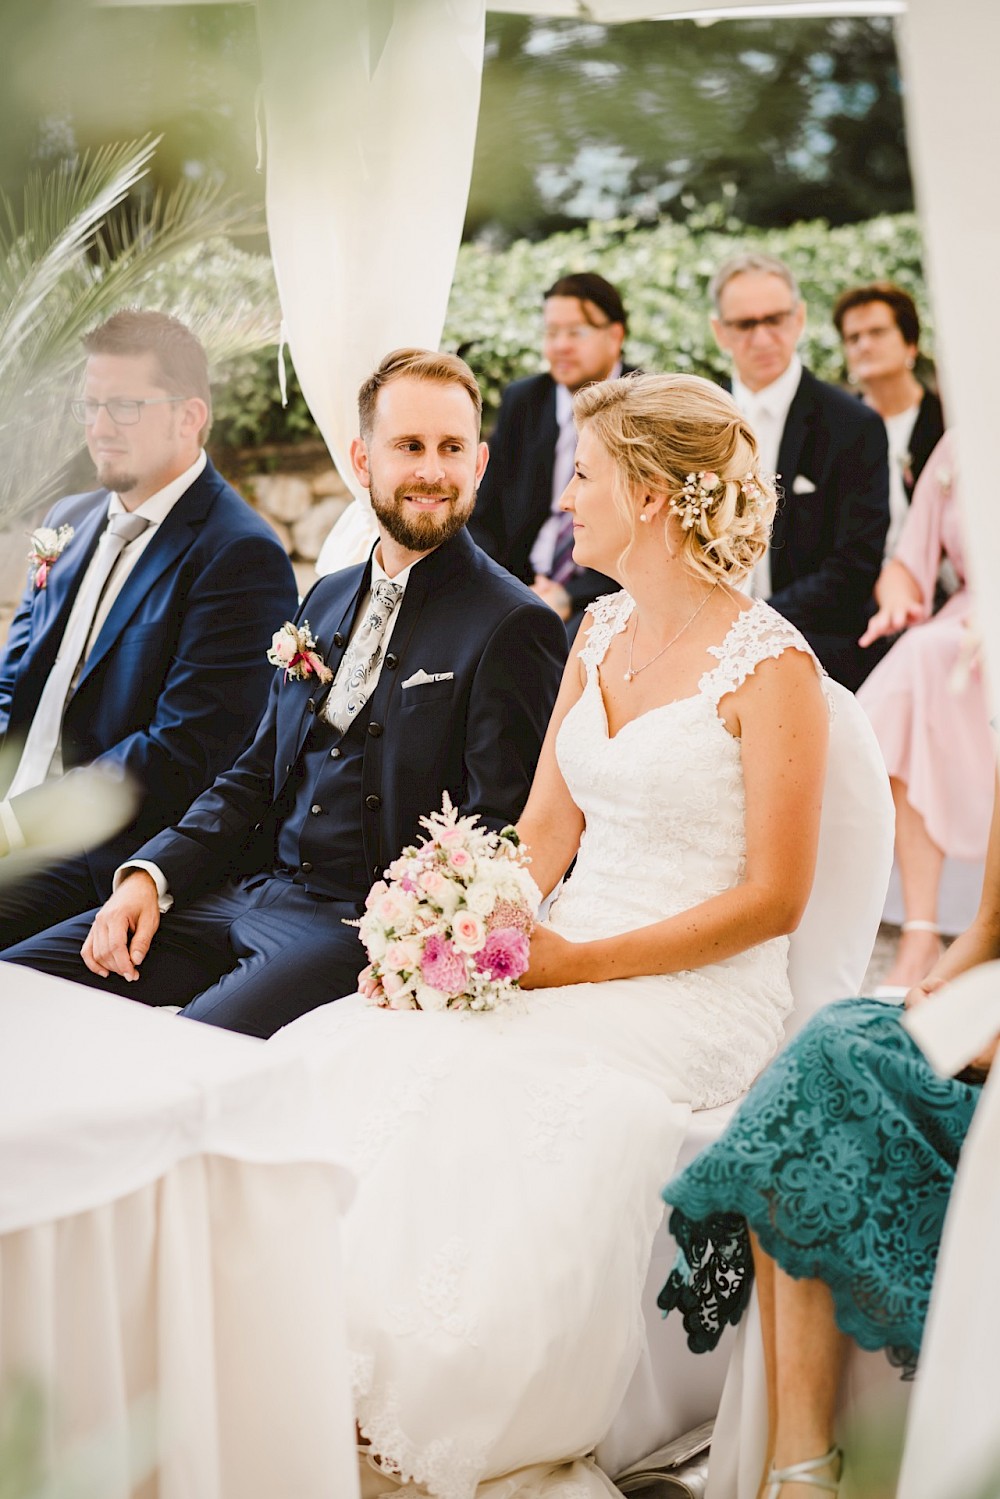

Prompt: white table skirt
[{"left": 1, "top": 967, "right": 359, "bottom": 1498}]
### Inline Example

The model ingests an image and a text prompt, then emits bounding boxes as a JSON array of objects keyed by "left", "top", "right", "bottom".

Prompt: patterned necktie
[
  {"left": 548, "top": 509, "right": 578, "bottom": 586},
  {"left": 325, "top": 579, "right": 404, "bottom": 734},
  {"left": 7, "top": 511, "right": 151, "bottom": 798}
]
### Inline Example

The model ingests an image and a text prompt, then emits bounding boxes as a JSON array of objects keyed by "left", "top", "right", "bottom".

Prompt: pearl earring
[
  {"left": 905, "top": 356, "right": 916, "bottom": 370},
  {"left": 639, "top": 512, "right": 650, "bottom": 524}
]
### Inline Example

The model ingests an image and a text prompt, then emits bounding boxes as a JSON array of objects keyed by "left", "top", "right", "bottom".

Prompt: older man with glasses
[
  {"left": 470, "top": 272, "right": 636, "bottom": 637},
  {"left": 711, "top": 252, "right": 890, "bottom": 689},
  {"left": 0, "top": 308, "right": 297, "bottom": 948}
]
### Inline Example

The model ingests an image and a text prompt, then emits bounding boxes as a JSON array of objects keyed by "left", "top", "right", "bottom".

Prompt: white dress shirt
[
  {"left": 884, "top": 403, "right": 921, "bottom": 559},
  {"left": 121, "top": 546, "right": 413, "bottom": 912},
  {"left": 732, "top": 353, "right": 802, "bottom": 600},
  {"left": 0, "top": 453, "right": 207, "bottom": 852}
]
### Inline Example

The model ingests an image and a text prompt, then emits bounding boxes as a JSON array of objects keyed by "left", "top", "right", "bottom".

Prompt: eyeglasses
[
  {"left": 719, "top": 309, "right": 797, "bottom": 337},
  {"left": 70, "top": 396, "right": 189, "bottom": 426},
  {"left": 542, "top": 322, "right": 611, "bottom": 344}
]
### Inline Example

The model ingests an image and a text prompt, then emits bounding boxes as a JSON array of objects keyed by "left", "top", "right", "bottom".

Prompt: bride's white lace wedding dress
[{"left": 274, "top": 594, "right": 817, "bottom": 1499}]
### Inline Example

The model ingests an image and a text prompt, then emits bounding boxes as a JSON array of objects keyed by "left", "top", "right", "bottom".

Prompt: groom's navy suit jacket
[
  {"left": 133, "top": 529, "right": 568, "bottom": 910},
  {"left": 0, "top": 460, "right": 297, "bottom": 892},
  {"left": 470, "top": 370, "right": 638, "bottom": 616}
]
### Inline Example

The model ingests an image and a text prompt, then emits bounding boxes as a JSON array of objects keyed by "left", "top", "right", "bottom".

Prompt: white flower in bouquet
[{"left": 349, "top": 793, "right": 540, "bottom": 1012}]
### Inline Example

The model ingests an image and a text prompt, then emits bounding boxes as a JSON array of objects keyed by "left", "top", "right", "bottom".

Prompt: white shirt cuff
[
  {"left": 114, "top": 859, "right": 173, "bottom": 914},
  {"left": 0, "top": 799, "right": 26, "bottom": 855}
]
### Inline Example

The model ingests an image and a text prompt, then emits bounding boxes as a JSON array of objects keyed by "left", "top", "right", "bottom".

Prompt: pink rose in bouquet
[{"left": 350, "top": 793, "right": 540, "bottom": 1012}]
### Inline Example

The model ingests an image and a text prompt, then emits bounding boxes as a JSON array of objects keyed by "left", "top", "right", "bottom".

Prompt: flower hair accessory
[
  {"left": 671, "top": 471, "right": 723, "bottom": 531},
  {"left": 267, "top": 619, "right": 333, "bottom": 683},
  {"left": 740, "top": 472, "right": 772, "bottom": 509},
  {"left": 27, "top": 525, "right": 74, "bottom": 589}
]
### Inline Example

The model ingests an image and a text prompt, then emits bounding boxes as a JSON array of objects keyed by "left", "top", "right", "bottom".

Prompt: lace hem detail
[
  {"left": 353, "top": 1365, "right": 489, "bottom": 1499},
  {"left": 578, "top": 590, "right": 633, "bottom": 678},
  {"left": 659, "top": 999, "right": 982, "bottom": 1379},
  {"left": 699, "top": 600, "right": 822, "bottom": 707}
]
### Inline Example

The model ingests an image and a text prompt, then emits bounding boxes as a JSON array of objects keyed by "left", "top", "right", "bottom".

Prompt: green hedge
[{"left": 198, "top": 208, "right": 931, "bottom": 449}]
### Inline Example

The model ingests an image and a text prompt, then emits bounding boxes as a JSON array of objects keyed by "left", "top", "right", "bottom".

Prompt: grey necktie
[
  {"left": 324, "top": 579, "right": 403, "bottom": 734},
  {"left": 7, "top": 511, "right": 151, "bottom": 797}
]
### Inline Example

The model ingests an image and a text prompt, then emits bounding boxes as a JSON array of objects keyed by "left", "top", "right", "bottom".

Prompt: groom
[{"left": 4, "top": 349, "right": 567, "bottom": 1035}]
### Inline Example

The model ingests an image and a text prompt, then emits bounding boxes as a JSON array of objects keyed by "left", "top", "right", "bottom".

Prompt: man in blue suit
[
  {"left": 0, "top": 310, "right": 297, "bottom": 947},
  {"left": 4, "top": 349, "right": 567, "bottom": 1036}
]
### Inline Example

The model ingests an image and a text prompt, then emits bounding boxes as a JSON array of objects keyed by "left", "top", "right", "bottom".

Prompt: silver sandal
[{"left": 763, "top": 1444, "right": 842, "bottom": 1497}]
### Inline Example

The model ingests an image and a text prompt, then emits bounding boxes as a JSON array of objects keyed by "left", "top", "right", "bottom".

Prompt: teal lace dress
[{"left": 660, "top": 998, "right": 983, "bottom": 1374}]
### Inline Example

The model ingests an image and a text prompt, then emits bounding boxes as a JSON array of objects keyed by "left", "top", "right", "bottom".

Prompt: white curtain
[
  {"left": 254, "top": 0, "right": 486, "bottom": 572},
  {"left": 894, "top": 0, "right": 1000, "bottom": 723}
]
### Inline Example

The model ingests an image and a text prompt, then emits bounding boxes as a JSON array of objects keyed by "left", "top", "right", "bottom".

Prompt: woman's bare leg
[
  {"left": 884, "top": 777, "right": 945, "bottom": 989},
  {"left": 751, "top": 1232, "right": 779, "bottom": 1486},
  {"left": 753, "top": 1244, "right": 847, "bottom": 1498}
]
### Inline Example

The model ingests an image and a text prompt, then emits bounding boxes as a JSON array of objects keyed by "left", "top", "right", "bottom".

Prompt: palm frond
[{"left": 0, "top": 141, "right": 273, "bottom": 526}]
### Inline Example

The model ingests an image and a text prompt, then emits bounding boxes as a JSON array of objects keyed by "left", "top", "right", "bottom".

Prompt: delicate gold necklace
[{"left": 624, "top": 585, "right": 718, "bottom": 683}]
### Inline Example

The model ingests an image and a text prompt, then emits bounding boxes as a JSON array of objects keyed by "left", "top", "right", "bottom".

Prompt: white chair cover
[{"left": 597, "top": 681, "right": 895, "bottom": 1481}]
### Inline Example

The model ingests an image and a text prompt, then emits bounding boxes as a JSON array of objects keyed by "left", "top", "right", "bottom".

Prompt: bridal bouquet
[{"left": 354, "top": 794, "right": 539, "bottom": 1012}]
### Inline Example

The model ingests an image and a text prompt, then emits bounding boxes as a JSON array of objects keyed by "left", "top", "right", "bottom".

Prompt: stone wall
[{"left": 240, "top": 459, "right": 353, "bottom": 598}]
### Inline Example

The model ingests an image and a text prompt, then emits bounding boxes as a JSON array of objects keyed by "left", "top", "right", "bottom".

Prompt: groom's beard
[{"left": 369, "top": 478, "right": 474, "bottom": 553}]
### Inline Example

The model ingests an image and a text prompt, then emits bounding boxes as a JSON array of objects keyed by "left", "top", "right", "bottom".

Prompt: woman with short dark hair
[{"left": 833, "top": 282, "right": 944, "bottom": 559}]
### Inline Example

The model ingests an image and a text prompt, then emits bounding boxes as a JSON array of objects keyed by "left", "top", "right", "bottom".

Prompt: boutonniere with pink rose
[
  {"left": 266, "top": 619, "right": 333, "bottom": 683},
  {"left": 27, "top": 525, "right": 74, "bottom": 589}
]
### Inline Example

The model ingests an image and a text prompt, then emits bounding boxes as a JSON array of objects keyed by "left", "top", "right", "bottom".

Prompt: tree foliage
[{"left": 202, "top": 207, "right": 930, "bottom": 450}]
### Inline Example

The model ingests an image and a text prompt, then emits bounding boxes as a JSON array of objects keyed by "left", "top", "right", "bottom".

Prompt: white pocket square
[
  {"left": 792, "top": 475, "right": 817, "bottom": 495},
  {"left": 401, "top": 668, "right": 455, "bottom": 689}
]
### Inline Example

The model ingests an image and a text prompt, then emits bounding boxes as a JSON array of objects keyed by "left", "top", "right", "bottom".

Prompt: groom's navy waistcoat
[
  {"left": 133, "top": 529, "right": 568, "bottom": 908},
  {"left": 275, "top": 700, "right": 373, "bottom": 900}
]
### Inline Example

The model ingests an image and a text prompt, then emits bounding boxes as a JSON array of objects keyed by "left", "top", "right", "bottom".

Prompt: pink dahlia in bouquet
[{"left": 354, "top": 794, "right": 540, "bottom": 1012}]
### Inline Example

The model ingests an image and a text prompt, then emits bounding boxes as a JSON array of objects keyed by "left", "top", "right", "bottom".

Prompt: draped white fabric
[
  {"left": 895, "top": 0, "right": 1000, "bottom": 725},
  {"left": 897, "top": 964, "right": 1000, "bottom": 1499},
  {"left": 2, "top": 970, "right": 359, "bottom": 1498},
  {"left": 253, "top": 0, "right": 486, "bottom": 574}
]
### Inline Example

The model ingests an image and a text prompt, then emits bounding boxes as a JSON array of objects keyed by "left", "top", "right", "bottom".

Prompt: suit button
[
  {"left": 384, "top": 653, "right": 398, "bottom": 670},
  {"left": 365, "top": 794, "right": 381, "bottom": 811},
  {"left": 367, "top": 722, "right": 383, "bottom": 737},
  {"left": 373, "top": 863, "right": 382, "bottom": 876},
  {"left": 333, "top": 632, "right": 345, "bottom": 647},
  {"left": 300, "top": 861, "right": 313, "bottom": 873},
  {"left": 306, "top": 697, "right": 316, "bottom": 714},
  {"left": 330, "top": 747, "right": 341, "bottom": 759},
  {"left": 284, "top": 763, "right": 292, "bottom": 774},
  {"left": 310, "top": 804, "right": 322, "bottom": 816}
]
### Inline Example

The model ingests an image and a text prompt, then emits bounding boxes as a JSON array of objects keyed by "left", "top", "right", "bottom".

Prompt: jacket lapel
[
  {"left": 74, "top": 466, "right": 216, "bottom": 691},
  {"left": 278, "top": 563, "right": 370, "bottom": 778},
  {"left": 527, "top": 380, "right": 560, "bottom": 535},
  {"left": 27, "top": 500, "right": 107, "bottom": 674},
  {"left": 773, "top": 370, "right": 812, "bottom": 559}
]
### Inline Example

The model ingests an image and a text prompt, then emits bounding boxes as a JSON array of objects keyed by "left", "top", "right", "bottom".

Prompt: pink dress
[{"left": 858, "top": 432, "right": 994, "bottom": 861}]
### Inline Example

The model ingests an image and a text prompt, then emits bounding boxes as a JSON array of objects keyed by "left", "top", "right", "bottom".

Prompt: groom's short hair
[{"left": 358, "top": 348, "right": 483, "bottom": 439}]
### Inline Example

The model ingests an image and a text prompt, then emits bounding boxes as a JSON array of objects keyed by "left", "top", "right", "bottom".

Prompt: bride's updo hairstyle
[{"left": 572, "top": 373, "right": 777, "bottom": 585}]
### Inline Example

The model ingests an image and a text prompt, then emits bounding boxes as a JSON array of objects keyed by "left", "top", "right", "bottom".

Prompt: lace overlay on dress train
[{"left": 276, "top": 589, "right": 825, "bottom": 1499}]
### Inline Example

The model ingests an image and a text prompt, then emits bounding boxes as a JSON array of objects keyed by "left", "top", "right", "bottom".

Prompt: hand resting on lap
[{"left": 82, "top": 870, "right": 161, "bottom": 982}]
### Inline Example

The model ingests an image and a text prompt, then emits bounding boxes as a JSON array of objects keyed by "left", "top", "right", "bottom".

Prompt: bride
[{"left": 273, "top": 373, "right": 830, "bottom": 1499}]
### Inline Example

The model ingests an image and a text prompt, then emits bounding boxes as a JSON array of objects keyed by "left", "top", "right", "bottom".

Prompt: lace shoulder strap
[
  {"left": 698, "top": 601, "right": 823, "bottom": 707},
  {"left": 578, "top": 590, "right": 635, "bottom": 677}
]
